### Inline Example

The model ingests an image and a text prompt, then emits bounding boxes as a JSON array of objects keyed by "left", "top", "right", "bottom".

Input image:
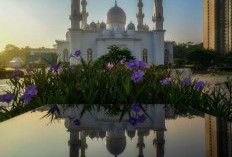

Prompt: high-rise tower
[
  {"left": 204, "top": 0, "right": 232, "bottom": 53},
  {"left": 81, "top": 0, "right": 88, "bottom": 29},
  {"left": 137, "top": 0, "right": 144, "bottom": 31}
]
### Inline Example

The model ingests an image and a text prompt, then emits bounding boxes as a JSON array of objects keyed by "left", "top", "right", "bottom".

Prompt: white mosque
[{"left": 56, "top": 0, "right": 173, "bottom": 65}]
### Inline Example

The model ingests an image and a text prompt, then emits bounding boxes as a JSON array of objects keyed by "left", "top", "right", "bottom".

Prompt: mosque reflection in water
[{"left": 54, "top": 104, "right": 231, "bottom": 157}]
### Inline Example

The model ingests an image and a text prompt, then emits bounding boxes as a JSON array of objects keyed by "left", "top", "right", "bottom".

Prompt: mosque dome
[
  {"left": 127, "top": 22, "right": 135, "bottom": 31},
  {"left": 89, "top": 22, "right": 97, "bottom": 30},
  {"left": 106, "top": 132, "right": 126, "bottom": 156},
  {"left": 107, "top": 2, "right": 126, "bottom": 25},
  {"left": 100, "top": 22, "right": 106, "bottom": 29}
]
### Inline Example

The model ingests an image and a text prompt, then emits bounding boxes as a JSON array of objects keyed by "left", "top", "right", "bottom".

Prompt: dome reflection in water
[{"left": 51, "top": 104, "right": 231, "bottom": 157}]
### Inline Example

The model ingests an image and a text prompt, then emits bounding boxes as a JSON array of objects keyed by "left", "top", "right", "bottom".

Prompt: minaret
[
  {"left": 152, "top": 0, "right": 164, "bottom": 30},
  {"left": 153, "top": 131, "right": 165, "bottom": 157},
  {"left": 70, "top": 0, "right": 82, "bottom": 65},
  {"left": 70, "top": 0, "right": 82, "bottom": 29},
  {"left": 137, "top": 0, "right": 144, "bottom": 31},
  {"left": 152, "top": 0, "right": 165, "bottom": 65},
  {"left": 137, "top": 130, "right": 145, "bottom": 157},
  {"left": 81, "top": 0, "right": 88, "bottom": 29},
  {"left": 69, "top": 129, "right": 80, "bottom": 157}
]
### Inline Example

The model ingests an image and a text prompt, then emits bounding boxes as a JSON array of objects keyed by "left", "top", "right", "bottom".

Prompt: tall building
[
  {"left": 56, "top": 0, "right": 174, "bottom": 65},
  {"left": 204, "top": 0, "right": 232, "bottom": 53},
  {"left": 205, "top": 114, "right": 232, "bottom": 157}
]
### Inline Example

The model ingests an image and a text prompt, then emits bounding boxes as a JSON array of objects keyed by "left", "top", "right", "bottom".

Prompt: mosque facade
[{"left": 56, "top": 0, "right": 173, "bottom": 65}]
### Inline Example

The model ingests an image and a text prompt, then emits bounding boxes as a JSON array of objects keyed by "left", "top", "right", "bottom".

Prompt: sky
[{"left": 0, "top": 0, "right": 203, "bottom": 51}]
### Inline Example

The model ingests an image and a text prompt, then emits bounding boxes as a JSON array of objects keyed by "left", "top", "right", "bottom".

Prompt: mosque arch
[
  {"left": 142, "top": 49, "right": 148, "bottom": 63},
  {"left": 87, "top": 48, "right": 93, "bottom": 62},
  {"left": 63, "top": 49, "right": 69, "bottom": 62}
]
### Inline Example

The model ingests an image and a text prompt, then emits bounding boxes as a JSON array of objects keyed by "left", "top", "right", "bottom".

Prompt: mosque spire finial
[{"left": 115, "top": 0, "right": 117, "bottom": 6}]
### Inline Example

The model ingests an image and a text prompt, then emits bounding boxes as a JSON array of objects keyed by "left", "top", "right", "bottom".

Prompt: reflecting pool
[{"left": 0, "top": 105, "right": 231, "bottom": 157}]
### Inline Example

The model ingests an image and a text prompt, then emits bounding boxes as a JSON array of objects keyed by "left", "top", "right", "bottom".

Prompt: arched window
[
  {"left": 164, "top": 50, "right": 169, "bottom": 65},
  {"left": 142, "top": 49, "right": 148, "bottom": 63},
  {"left": 87, "top": 49, "right": 93, "bottom": 62},
  {"left": 63, "top": 49, "right": 69, "bottom": 62}
]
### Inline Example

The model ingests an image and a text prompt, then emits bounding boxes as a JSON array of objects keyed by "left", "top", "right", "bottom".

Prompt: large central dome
[{"left": 107, "top": 3, "right": 126, "bottom": 25}]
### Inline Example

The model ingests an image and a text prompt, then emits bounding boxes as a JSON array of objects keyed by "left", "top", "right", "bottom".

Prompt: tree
[
  {"left": 0, "top": 44, "right": 32, "bottom": 66},
  {"left": 186, "top": 49, "right": 214, "bottom": 68},
  {"left": 94, "top": 46, "right": 135, "bottom": 67}
]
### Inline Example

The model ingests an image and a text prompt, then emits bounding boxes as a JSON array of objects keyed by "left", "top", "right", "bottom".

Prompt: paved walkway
[{"left": 193, "top": 76, "right": 230, "bottom": 85}]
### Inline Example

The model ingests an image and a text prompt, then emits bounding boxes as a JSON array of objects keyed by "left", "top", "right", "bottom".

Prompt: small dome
[
  {"left": 107, "top": 3, "right": 126, "bottom": 25},
  {"left": 89, "top": 131, "right": 97, "bottom": 139},
  {"left": 143, "top": 24, "right": 149, "bottom": 31},
  {"left": 89, "top": 22, "right": 97, "bottom": 30},
  {"left": 99, "top": 131, "right": 106, "bottom": 139},
  {"left": 100, "top": 22, "right": 106, "bottom": 29},
  {"left": 66, "top": 31, "right": 70, "bottom": 41},
  {"left": 127, "top": 22, "right": 135, "bottom": 30},
  {"left": 82, "top": 24, "right": 89, "bottom": 30},
  {"left": 127, "top": 130, "right": 136, "bottom": 139}
]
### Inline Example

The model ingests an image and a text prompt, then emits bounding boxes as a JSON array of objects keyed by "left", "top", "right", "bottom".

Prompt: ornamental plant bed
[{"left": 0, "top": 50, "right": 231, "bottom": 123}]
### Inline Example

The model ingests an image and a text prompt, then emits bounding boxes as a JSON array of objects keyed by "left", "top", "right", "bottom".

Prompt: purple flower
[
  {"left": 49, "top": 105, "right": 57, "bottom": 114},
  {"left": 127, "top": 60, "right": 149, "bottom": 70},
  {"left": 74, "top": 119, "right": 81, "bottom": 126},
  {"left": 137, "top": 114, "right": 147, "bottom": 123},
  {"left": 120, "top": 59, "right": 125, "bottom": 64},
  {"left": 138, "top": 61, "right": 148, "bottom": 69},
  {"left": 69, "top": 50, "right": 82, "bottom": 59},
  {"left": 0, "top": 93, "right": 14, "bottom": 104},
  {"left": 21, "top": 85, "right": 38, "bottom": 103},
  {"left": 131, "top": 70, "right": 145, "bottom": 83},
  {"left": 69, "top": 66, "right": 75, "bottom": 71},
  {"left": 127, "top": 117, "right": 137, "bottom": 126},
  {"left": 11, "top": 68, "right": 19, "bottom": 77},
  {"left": 131, "top": 104, "right": 141, "bottom": 113},
  {"left": 50, "top": 63, "right": 58, "bottom": 72},
  {"left": 120, "top": 105, "right": 124, "bottom": 111},
  {"left": 81, "top": 68, "right": 85, "bottom": 72},
  {"left": 74, "top": 50, "right": 82, "bottom": 57},
  {"left": 127, "top": 60, "right": 139, "bottom": 70},
  {"left": 160, "top": 78, "right": 172, "bottom": 86},
  {"left": 195, "top": 81, "right": 205, "bottom": 90},
  {"left": 107, "top": 63, "right": 114, "bottom": 69},
  {"left": 183, "top": 78, "right": 191, "bottom": 86}
]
